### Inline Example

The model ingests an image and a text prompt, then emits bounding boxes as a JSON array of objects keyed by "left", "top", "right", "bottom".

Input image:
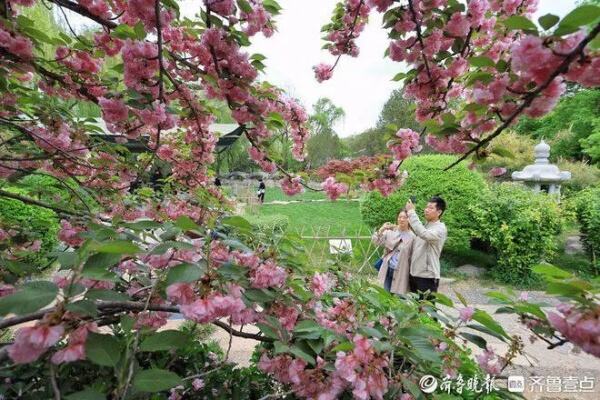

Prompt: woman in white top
[{"left": 371, "top": 210, "right": 414, "bottom": 295}]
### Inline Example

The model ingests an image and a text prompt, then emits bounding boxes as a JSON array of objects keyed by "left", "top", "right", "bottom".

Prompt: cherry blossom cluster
[
  {"left": 547, "top": 303, "right": 600, "bottom": 357},
  {"left": 321, "top": 176, "right": 349, "bottom": 201},
  {"left": 318, "top": 0, "right": 600, "bottom": 160},
  {"left": 259, "top": 335, "right": 389, "bottom": 400}
]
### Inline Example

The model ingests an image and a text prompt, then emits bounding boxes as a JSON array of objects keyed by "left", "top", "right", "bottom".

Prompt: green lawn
[
  {"left": 256, "top": 201, "right": 370, "bottom": 236},
  {"left": 263, "top": 186, "right": 328, "bottom": 202},
  {"left": 248, "top": 201, "right": 380, "bottom": 274}
]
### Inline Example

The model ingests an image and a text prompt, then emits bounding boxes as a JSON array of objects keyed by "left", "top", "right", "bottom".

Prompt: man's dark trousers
[{"left": 409, "top": 275, "right": 439, "bottom": 300}]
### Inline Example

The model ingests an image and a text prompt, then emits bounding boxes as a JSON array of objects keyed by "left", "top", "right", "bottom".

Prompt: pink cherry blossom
[
  {"left": 321, "top": 177, "right": 348, "bottom": 201},
  {"left": 280, "top": 176, "right": 303, "bottom": 196},
  {"left": 489, "top": 167, "right": 507, "bottom": 177},
  {"left": 58, "top": 220, "right": 85, "bottom": 247},
  {"left": 99, "top": 97, "right": 129, "bottom": 124},
  {"left": 192, "top": 378, "right": 205, "bottom": 390},
  {"left": 8, "top": 324, "right": 64, "bottom": 364},
  {"left": 547, "top": 304, "right": 600, "bottom": 357},
  {"left": 459, "top": 306, "right": 475, "bottom": 322},
  {"left": 251, "top": 260, "right": 287, "bottom": 289},
  {"left": 311, "top": 272, "right": 335, "bottom": 298},
  {"left": 313, "top": 63, "right": 334, "bottom": 83},
  {"left": 166, "top": 282, "right": 196, "bottom": 305}
]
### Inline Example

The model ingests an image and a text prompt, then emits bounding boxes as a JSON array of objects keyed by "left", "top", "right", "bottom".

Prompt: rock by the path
[
  {"left": 565, "top": 235, "right": 585, "bottom": 255},
  {"left": 455, "top": 264, "right": 487, "bottom": 278}
]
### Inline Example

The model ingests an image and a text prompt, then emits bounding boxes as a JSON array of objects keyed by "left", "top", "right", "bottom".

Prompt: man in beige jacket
[{"left": 405, "top": 196, "right": 447, "bottom": 296}]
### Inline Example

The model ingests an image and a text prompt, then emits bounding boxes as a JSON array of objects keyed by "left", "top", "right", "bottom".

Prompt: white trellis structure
[{"left": 294, "top": 225, "right": 381, "bottom": 272}]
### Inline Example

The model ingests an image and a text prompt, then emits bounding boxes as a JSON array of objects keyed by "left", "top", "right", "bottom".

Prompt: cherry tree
[{"left": 0, "top": 0, "right": 599, "bottom": 398}]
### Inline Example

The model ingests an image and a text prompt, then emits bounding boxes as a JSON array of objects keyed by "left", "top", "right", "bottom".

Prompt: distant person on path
[
  {"left": 371, "top": 210, "right": 414, "bottom": 295},
  {"left": 214, "top": 176, "right": 221, "bottom": 187},
  {"left": 405, "top": 196, "right": 447, "bottom": 298},
  {"left": 257, "top": 178, "right": 266, "bottom": 203}
]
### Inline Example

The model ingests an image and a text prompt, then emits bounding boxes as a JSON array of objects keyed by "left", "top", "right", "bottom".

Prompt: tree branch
[
  {"left": 444, "top": 21, "right": 600, "bottom": 171},
  {"left": 0, "top": 301, "right": 273, "bottom": 342}
]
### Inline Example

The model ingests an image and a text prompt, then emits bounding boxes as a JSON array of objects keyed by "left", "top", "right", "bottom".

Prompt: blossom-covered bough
[{"left": 0, "top": 0, "right": 599, "bottom": 398}]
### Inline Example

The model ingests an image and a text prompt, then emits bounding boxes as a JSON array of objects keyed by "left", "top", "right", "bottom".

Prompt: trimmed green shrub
[
  {"left": 245, "top": 213, "right": 290, "bottom": 233},
  {"left": 360, "top": 154, "right": 488, "bottom": 250},
  {"left": 556, "top": 158, "right": 600, "bottom": 195},
  {"left": 572, "top": 187, "right": 600, "bottom": 272},
  {"left": 470, "top": 183, "right": 563, "bottom": 286},
  {"left": 0, "top": 194, "right": 59, "bottom": 275}
]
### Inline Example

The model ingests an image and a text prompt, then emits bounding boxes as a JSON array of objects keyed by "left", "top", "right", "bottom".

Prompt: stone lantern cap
[{"left": 511, "top": 140, "right": 572, "bottom": 182}]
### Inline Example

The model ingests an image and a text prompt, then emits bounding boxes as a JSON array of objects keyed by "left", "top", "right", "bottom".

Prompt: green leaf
[
  {"left": 82, "top": 253, "right": 121, "bottom": 281},
  {"left": 546, "top": 281, "right": 587, "bottom": 296},
  {"left": 161, "top": 0, "right": 180, "bottom": 17},
  {"left": 237, "top": 0, "right": 253, "bottom": 13},
  {"left": 0, "top": 281, "right": 57, "bottom": 316},
  {"left": 512, "top": 303, "right": 546, "bottom": 319},
  {"left": 93, "top": 240, "right": 140, "bottom": 255},
  {"left": 392, "top": 72, "right": 407, "bottom": 81},
  {"left": 273, "top": 341, "right": 290, "bottom": 354},
  {"left": 243, "top": 288, "right": 276, "bottom": 303},
  {"left": 65, "top": 300, "right": 98, "bottom": 317},
  {"left": 134, "top": 21, "right": 146, "bottom": 40},
  {"left": 454, "top": 290, "right": 468, "bottom": 307},
  {"left": 358, "top": 326, "right": 384, "bottom": 339},
  {"left": 140, "top": 330, "right": 190, "bottom": 351},
  {"left": 538, "top": 14, "right": 560, "bottom": 30},
  {"left": 250, "top": 53, "right": 267, "bottom": 61},
  {"left": 559, "top": 5, "right": 600, "bottom": 31},
  {"left": 112, "top": 25, "right": 138, "bottom": 40},
  {"left": 293, "top": 320, "right": 322, "bottom": 333},
  {"left": 472, "top": 310, "right": 510, "bottom": 339},
  {"left": 166, "top": 262, "right": 205, "bottom": 286},
  {"left": 331, "top": 341, "right": 354, "bottom": 352},
  {"left": 263, "top": 0, "right": 282, "bottom": 15},
  {"left": 532, "top": 263, "right": 572, "bottom": 279},
  {"left": 123, "top": 220, "right": 161, "bottom": 230},
  {"left": 221, "top": 216, "right": 253, "bottom": 231},
  {"left": 217, "top": 262, "right": 247, "bottom": 281},
  {"left": 65, "top": 388, "right": 106, "bottom": 400},
  {"left": 590, "top": 33, "right": 600, "bottom": 50},
  {"left": 150, "top": 240, "right": 194, "bottom": 255},
  {"left": 85, "top": 332, "right": 123, "bottom": 367},
  {"left": 174, "top": 216, "right": 199, "bottom": 231},
  {"left": 503, "top": 15, "right": 538, "bottom": 32},
  {"left": 290, "top": 344, "right": 315, "bottom": 365},
  {"left": 460, "top": 332, "right": 487, "bottom": 349},
  {"left": 433, "top": 292, "right": 454, "bottom": 307},
  {"left": 133, "top": 369, "right": 181, "bottom": 392},
  {"left": 485, "top": 291, "right": 511, "bottom": 303},
  {"left": 256, "top": 323, "right": 280, "bottom": 340},
  {"left": 307, "top": 338, "right": 324, "bottom": 355},
  {"left": 85, "top": 289, "right": 130, "bottom": 302},
  {"left": 468, "top": 56, "right": 495, "bottom": 68},
  {"left": 466, "top": 71, "right": 493, "bottom": 85}
]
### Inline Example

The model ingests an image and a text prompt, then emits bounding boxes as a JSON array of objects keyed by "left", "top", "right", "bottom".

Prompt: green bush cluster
[
  {"left": 572, "top": 187, "right": 600, "bottom": 272},
  {"left": 360, "top": 154, "right": 488, "bottom": 250},
  {"left": 469, "top": 183, "right": 563, "bottom": 286},
  {"left": 0, "top": 194, "right": 59, "bottom": 275}
]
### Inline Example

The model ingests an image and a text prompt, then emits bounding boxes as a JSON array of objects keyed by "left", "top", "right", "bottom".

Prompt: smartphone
[{"left": 410, "top": 195, "right": 417, "bottom": 204}]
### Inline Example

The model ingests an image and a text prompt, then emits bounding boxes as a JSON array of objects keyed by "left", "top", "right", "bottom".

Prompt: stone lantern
[{"left": 511, "top": 140, "right": 571, "bottom": 195}]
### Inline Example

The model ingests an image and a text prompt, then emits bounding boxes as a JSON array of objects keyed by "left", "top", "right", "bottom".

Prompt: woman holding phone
[{"left": 371, "top": 209, "right": 414, "bottom": 295}]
